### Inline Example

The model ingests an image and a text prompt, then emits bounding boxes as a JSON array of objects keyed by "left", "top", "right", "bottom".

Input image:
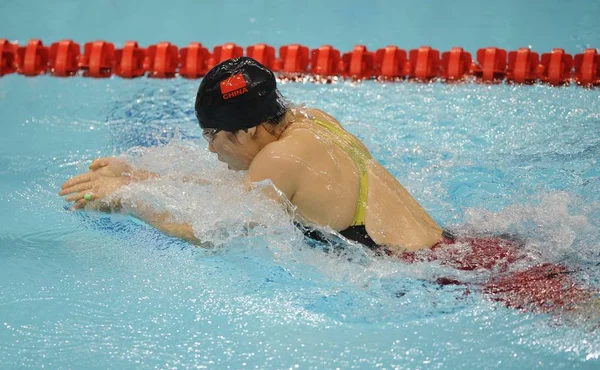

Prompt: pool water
[{"left": 1, "top": 0, "right": 600, "bottom": 368}]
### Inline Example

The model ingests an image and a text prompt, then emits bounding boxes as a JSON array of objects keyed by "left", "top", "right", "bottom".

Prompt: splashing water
[{"left": 1, "top": 76, "right": 599, "bottom": 368}]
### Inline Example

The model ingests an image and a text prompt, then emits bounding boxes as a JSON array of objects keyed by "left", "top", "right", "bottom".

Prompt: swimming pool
[{"left": 1, "top": 0, "right": 599, "bottom": 368}]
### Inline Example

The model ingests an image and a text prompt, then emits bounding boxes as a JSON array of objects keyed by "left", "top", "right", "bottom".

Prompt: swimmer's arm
[{"left": 122, "top": 200, "right": 206, "bottom": 246}]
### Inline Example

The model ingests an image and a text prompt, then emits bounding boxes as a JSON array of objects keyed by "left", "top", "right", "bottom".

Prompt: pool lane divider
[{"left": 0, "top": 39, "right": 598, "bottom": 87}]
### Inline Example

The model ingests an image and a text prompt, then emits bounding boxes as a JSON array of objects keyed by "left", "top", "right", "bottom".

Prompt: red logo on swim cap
[{"left": 220, "top": 73, "right": 249, "bottom": 100}]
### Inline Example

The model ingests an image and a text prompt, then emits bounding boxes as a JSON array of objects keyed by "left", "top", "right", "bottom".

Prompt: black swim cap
[{"left": 195, "top": 56, "right": 286, "bottom": 131}]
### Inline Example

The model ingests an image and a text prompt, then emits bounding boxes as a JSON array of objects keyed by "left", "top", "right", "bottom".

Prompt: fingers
[
  {"left": 71, "top": 196, "right": 112, "bottom": 212},
  {"left": 65, "top": 190, "right": 95, "bottom": 203},
  {"left": 89, "top": 157, "right": 111, "bottom": 171},
  {"left": 69, "top": 192, "right": 102, "bottom": 210},
  {"left": 58, "top": 181, "right": 92, "bottom": 196},
  {"left": 72, "top": 198, "right": 88, "bottom": 210},
  {"left": 60, "top": 173, "right": 93, "bottom": 191}
]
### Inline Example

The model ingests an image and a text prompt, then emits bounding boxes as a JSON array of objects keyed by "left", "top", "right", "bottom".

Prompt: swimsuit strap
[{"left": 311, "top": 118, "right": 371, "bottom": 226}]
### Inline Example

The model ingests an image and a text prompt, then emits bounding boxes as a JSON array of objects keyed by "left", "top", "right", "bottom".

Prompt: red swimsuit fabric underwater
[
  {"left": 396, "top": 232, "right": 597, "bottom": 313},
  {"left": 300, "top": 225, "right": 597, "bottom": 313}
]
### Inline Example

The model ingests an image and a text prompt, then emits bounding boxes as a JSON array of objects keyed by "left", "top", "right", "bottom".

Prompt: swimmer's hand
[
  {"left": 59, "top": 161, "right": 133, "bottom": 210},
  {"left": 60, "top": 157, "right": 206, "bottom": 246},
  {"left": 89, "top": 157, "right": 207, "bottom": 185},
  {"left": 88, "top": 157, "right": 157, "bottom": 182}
]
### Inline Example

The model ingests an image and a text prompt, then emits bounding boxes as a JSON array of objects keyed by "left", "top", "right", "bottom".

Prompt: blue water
[{"left": 1, "top": 0, "right": 600, "bottom": 369}]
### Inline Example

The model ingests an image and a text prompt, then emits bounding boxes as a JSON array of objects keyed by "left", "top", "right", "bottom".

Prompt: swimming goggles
[{"left": 202, "top": 128, "right": 222, "bottom": 143}]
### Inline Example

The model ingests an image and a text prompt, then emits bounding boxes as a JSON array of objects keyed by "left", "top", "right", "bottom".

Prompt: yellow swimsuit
[{"left": 310, "top": 118, "right": 379, "bottom": 248}]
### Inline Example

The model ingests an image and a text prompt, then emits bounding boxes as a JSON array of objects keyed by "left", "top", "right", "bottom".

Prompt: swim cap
[{"left": 195, "top": 57, "right": 286, "bottom": 131}]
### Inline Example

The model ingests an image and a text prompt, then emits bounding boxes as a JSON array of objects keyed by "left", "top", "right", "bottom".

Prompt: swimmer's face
[{"left": 205, "top": 129, "right": 260, "bottom": 171}]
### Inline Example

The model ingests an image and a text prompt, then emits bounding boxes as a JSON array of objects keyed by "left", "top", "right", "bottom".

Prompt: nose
[{"left": 208, "top": 142, "right": 216, "bottom": 153}]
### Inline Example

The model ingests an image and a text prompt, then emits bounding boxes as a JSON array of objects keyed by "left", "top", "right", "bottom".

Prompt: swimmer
[
  {"left": 59, "top": 56, "right": 443, "bottom": 251},
  {"left": 59, "top": 57, "right": 599, "bottom": 314}
]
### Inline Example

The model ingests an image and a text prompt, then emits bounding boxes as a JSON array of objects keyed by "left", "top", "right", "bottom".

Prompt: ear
[{"left": 237, "top": 127, "right": 257, "bottom": 144}]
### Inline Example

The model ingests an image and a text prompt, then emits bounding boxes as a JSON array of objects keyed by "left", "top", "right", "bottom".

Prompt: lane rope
[{"left": 1, "top": 39, "right": 598, "bottom": 87}]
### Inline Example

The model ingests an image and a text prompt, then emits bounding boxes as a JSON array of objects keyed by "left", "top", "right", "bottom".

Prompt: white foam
[
  {"left": 101, "top": 137, "right": 600, "bottom": 289},
  {"left": 462, "top": 191, "right": 599, "bottom": 262},
  {"left": 111, "top": 138, "right": 302, "bottom": 249}
]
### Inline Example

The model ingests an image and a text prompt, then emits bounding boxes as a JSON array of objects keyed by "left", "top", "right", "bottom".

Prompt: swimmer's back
[{"left": 271, "top": 108, "right": 442, "bottom": 251}]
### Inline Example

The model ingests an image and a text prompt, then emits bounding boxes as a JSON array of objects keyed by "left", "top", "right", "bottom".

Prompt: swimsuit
[
  {"left": 296, "top": 118, "right": 598, "bottom": 312},
  {"left": 302, "top": 118, "right": 379, "bottom": 249},
  {"left": 398, "top": 233, "right": 598, "bottom": 313}
]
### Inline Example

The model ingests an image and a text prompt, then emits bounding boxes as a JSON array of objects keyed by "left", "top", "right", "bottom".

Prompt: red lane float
[
  {"left": 539, "top": 48, "right": 573, "bottom": 86},
  {"left": 79, "top": 41, "right": 115, "bottom": 78},
  {"left": 275, "top": 44, "right": 310, "bottom": 74},
  {"left": 208, "top": 43, "right": 243, "bottom": 71},
  {"left": 145, "top": 42, "right": 178, "bottom": 78},
  {"left": 0, "top": 39, "right": 18, "bottom": 76},
  {"left": 440, "top": 47, "right": 472, "bottom": 81},
  {"left": 506, "top": 48, "right": 539, "bottom": 84},
  {"left": 342, "top": 45, "right": 375, "bottom": 79},
  {"left": 179, "top": 42, "right": 210, "bottom": 78},
  {"left": 574, "top": 48, "right": 599, "bottom": 87},
  {"left": 472, "top": 47, "right": 507, "bottom": 83},
  {"left": 374, "top": 46, "right": 408, "bottom": 80},
  {"left": 408, "top": 46, "right": 440, "bottom": 81},
  {"left": 179, "top": 42, "right": 210, "bottom": 79},
  {"left": 246, "top": 43, "right": 276, "bottom": 70},
  {"left": 115, "top": 41, "right": 146, "bottom": 78},
  {"left": 17, "top": 39, "right": 48, "bottom": 76},
  {"left": 49, "top": 40, "right": 80, "bottom": 77},
  {"left": 311, "top": 44, "right": 341, "bottom": 77}
]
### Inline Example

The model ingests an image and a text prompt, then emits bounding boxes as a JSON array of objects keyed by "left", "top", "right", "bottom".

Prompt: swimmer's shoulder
[
  {"left": 245, "top": 132, "right": 310, "bottom": 198},
  {"left": 263, "top": 128, "right": 313, "bottom": 160},
  {"left": 250, "top": 132, "right": 309, "bottom": 174},
  {"left": 305, "top": 108, "right": 344, "bottom": 127},
  {"left": 303, "top": 108, "right": 372, "bottom": 155}
]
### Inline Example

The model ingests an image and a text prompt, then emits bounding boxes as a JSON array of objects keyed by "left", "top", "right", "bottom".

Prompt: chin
[{"left": 227, "top": 162, "right": 250, "bottom": 171}]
